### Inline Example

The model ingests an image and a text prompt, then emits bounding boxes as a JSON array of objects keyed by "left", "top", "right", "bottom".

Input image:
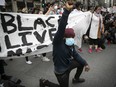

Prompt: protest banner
[{"left": 0, "top": 12, "right": 91, "bottom": 59}]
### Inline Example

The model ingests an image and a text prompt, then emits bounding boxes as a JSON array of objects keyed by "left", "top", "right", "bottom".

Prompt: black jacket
[{"left": 53, "top": 9, "right": 88, "bottom": 74}]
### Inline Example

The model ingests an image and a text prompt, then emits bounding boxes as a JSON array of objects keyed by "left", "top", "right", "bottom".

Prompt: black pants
[
  {"left": 25, "top": 56, "right": 29, "bottom": 61},
  {"left": 42, "top": 53, "right": 46, "bottom": 57},
  {"left": 46, "top": 60, "right": 84, "bottom": 87},
  {"left": 0, "top": 60, "right": 5, "bottom": 75},
  {"left": 89, "top": 38, "right": 98, "bottom": 45}
]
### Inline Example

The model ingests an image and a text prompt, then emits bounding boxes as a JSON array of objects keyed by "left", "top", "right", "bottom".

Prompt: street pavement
[{"left": 4, "top": 43, "right": 116, "bottom": 87}]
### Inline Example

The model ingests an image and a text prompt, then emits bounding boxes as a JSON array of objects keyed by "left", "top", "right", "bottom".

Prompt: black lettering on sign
[
  {"left": 17, "top": 15, "right": 33, "bottom": 31},
  {"left": 5, "top": 35, "right": 20, "bottom": 49},
  {"left": 7, "top": 48, "right": 22, "bottom": 57},
  {"left": 18, "top": 32, "right": 33, "bottom": 46},
  {"left": 1, "top": 14, "right": 17, "bottom": 34},
  {"left": 34, "top": 18, "right": 46, "bottom": 29},
  {"left": 46, "top": 16, "right": 55, "bottom": 27},
  {"left": 36, "top": 45, "right": 48, "bottom": 49},
  {"left": 49, "top": 28, "right": 56, "bottom": 41},
  {"left": 33, "top": 30, "right": 47, "bottom": 43}
]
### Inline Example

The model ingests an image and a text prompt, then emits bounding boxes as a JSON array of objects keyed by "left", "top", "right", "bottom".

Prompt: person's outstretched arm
[{"left": 53, "top": 2, "right": 73, "bottom": 45}]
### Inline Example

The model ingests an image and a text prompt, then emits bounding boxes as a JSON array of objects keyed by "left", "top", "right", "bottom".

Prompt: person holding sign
[{"left": 39, "top": 1, "right": 90, "bottom": 87}]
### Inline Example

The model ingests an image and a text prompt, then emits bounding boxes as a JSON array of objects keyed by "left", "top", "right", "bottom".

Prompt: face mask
[{"left": 65, "top": 38, "right": 75, "bottom": 46}]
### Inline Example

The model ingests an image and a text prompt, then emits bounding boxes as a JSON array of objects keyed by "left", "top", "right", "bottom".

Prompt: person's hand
[
  {"left": 45, "top": 6, "right": 54, "bottom": 15},
  {"left": 84, "top": 65, "right": 90, "bottom": 72},
  {"left": 65, "top": 1, "right": 73, "bottom": 11},
  {"left": 48, "top": 6, "right": 54, "bottom": 11}
]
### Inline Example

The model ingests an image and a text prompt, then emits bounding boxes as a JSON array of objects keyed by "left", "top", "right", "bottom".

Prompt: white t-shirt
[
  {"left": 89, "top": 12, "right": 103, "bottom": 39},
  {"left": 71, "top": 9, "right": 83, "bottom": 14}
]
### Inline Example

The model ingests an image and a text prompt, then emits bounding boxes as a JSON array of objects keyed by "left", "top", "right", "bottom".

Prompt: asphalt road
[{"left": 5, "top": 43, "right": 116, "bottom": 87}]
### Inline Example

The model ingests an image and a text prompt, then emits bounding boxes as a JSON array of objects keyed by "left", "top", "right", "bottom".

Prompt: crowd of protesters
[
  {"left": 103, "top": 12, "right": 116, "bottom": 45},
  {"left": 0, "top": 1, "right": 116, "bottom": 87}
]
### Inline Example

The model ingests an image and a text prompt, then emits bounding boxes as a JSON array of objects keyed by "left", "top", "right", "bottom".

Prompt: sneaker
[
  {"left": 98, "top": 47, "right": 103, "bottom": 51},
  {"left": 107, "top": 40, "right": 111, "bottom": 45},
  {"left": 26, "top": 60, "right": 32, "bottom": 64},
  {"left": 1, "top": 74, "right": 12, "bottom": 80},
  {"left": 41, "top": 57, "right": 50, "bottom": 62},
  {"left": 16, "top": 79, "right": 22, "bottom": 84},
  {"left": 39, "top": 78, "right": 49, "bottom": 87},
  {"left": 95, "top": 48, "right": 101, "bottom": 52},
  {"left": 72, "top": 78, "right": 85, "bottom": 84},
  {"left": 39, "top": 79, "right": 46, "bottom": 87},
  {"left": 88, "top": 48, "right": 92, "bottom": 53},
  {"left": 34, "top": 54, "right": 41, "bottom": 58},
  {"left": 78, "top": 48, "right": 82, "bottom": 52},
  {"left": 10, "top": 77, "right": 22, "bottom": 84}
]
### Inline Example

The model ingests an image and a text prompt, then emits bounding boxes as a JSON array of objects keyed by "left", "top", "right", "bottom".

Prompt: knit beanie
[{"left": 64, "top": 28, "right": 75, "bottom": 38}]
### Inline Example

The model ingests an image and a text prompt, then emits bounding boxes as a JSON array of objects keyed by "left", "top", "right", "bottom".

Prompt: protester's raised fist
[{"left": 65, "top": 1, "right": 73, "bottom": 11}]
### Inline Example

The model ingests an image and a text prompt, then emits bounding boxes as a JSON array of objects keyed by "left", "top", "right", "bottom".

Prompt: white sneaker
[
  {"left": 41, "top": 57, "right": 50, "bottom": 62},
  {"left": 34, "top": 54, "right": 41, "bottom": 58},
  {"left": 26, "top": 60, "right": 32, "bottom": 64}
]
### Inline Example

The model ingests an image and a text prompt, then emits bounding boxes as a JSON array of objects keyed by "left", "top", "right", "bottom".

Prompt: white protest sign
[
  {"left": 0, "top": 12, "right": 59, "bottom": 59},
  {"left": 0, "top": 12, "right": 91, "bottom": 59}
]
